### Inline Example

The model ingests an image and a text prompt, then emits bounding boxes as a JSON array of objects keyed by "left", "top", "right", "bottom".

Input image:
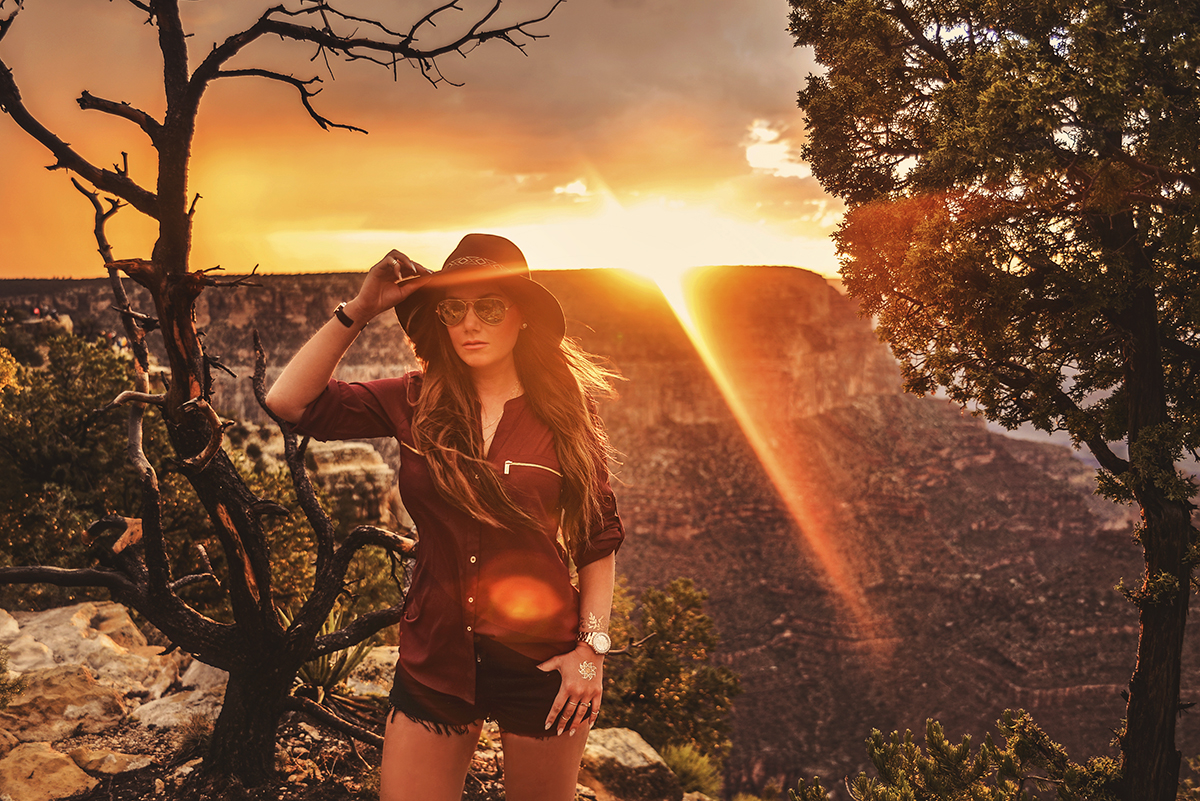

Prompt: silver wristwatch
[{"left": 578, "top": 630, "right": 612, "bottom": 655}]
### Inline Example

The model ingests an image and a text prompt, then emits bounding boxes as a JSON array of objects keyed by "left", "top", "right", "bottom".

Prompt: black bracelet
[{"left": 333, "top": 302, "right": 355, "bottom": 328}]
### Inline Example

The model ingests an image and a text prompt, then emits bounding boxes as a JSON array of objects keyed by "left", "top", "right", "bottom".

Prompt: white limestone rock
[
  {"left": 3, "top": 602, "right": 183, "bottom": 701},
  {"left": 69, "top": 745, "right": 155, "bottom": 774},
  {"left": 346, "top": 646, "right": 398, "bottom": 697},
  {"left": 0, "top": 608, "right": 18, "bottom": 643},
  {"left": 132, "top": 659, "right": 227, "bottom": 729}
]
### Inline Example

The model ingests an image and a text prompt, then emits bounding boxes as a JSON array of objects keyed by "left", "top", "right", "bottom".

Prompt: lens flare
[
  {"left": 643, "top": 266, "right": 886, "bottom": 639},
  {"left": 488, "top": 575, "right": 565, "bottom": 625}
]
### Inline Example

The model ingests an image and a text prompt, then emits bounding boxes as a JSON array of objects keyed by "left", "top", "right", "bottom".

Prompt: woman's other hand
[
  {"left": 348, "top": 250, "right": 432, "bottom": 322},
  {"left": 537, "top": 645, "right": 603, "bottom": 736}
]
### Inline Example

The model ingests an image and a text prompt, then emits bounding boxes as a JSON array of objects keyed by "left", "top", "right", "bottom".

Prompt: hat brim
[{"left": 394, "top": 267, "right": 566, "bottom": 344}]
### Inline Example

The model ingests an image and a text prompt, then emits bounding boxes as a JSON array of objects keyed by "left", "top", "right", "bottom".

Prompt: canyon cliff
[{"left": 2, "top": 267, "right": 1193, "bottom": 795}]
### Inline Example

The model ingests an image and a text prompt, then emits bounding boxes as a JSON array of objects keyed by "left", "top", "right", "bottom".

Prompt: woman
[{"left": 265, "top": 233, "right": 623, "bottom": 801}]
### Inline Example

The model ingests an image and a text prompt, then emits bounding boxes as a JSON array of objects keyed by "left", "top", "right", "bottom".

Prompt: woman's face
[{"left": 442, "top": 280, "right": 525, "bottom": 376}]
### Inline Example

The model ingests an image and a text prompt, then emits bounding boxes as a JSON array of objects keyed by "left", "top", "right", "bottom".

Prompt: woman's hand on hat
[
  {"left": 537, "top": 646, "right": 603, "bottom": 736},
  {"left": 351, "top": 250, "right": 432, "bottom": 321}
]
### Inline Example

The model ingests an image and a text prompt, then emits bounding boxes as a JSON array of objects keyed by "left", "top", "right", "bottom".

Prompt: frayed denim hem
[{"left": 388, "top": 706, "right": 476, "bottom": 737}]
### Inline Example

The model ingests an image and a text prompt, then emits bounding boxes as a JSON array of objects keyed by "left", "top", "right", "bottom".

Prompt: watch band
[
  {"left": 578, "top": 630, "right": 612, "bottom": 655},
  {"left": 333, "top": 301, "right": 355, "bottom": 328}
]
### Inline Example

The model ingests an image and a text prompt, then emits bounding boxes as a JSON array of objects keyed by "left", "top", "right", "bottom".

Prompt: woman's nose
[{"left": 461, "top": 306, "right": 483, "bottom": 330}]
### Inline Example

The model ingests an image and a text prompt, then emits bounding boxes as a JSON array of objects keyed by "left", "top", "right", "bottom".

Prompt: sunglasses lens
[
  {"left": 436, "top": 299, "right": 468, "bottom": 325},
  {"left": 474, "top": 299, "right": 508, "bottom": 325}
]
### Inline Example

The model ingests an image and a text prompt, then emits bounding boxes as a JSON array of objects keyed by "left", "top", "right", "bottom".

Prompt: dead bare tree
[{"left": 0, "top": 0, "right": 564, "bottom": 791}]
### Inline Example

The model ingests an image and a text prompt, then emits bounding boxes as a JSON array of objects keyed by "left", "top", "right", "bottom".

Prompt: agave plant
[{"left": 279, "top": 602, "right": 378, "bottom": 707}]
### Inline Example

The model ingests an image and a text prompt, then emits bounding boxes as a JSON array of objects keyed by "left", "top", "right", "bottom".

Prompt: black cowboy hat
[{"left": 394, "top": 233, "right": 566, "bottom": 346}]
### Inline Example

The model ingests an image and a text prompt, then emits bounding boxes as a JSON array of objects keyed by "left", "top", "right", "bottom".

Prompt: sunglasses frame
[{"left": 435, "top": 297, "right": 513, "bottom": 326}]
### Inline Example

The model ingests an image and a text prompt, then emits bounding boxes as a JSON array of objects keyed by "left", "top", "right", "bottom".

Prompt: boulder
[
  {"left": 131, "top": 659, "right": 227, "bottom": 729},
  {"left": 579, "top": 728, "right": 683, "bottom": 801},
  {"left": 0, "top": 742, "right": 99, "bottom": 801},
  {"left": 69, "top": 745, "right": 154, "bottom": 774},
  {"left": 4, "top": 602, "right": 183, "bottom": 701},
  {"left": 0, "top": 608, "right": 18, "bottom": 642},
  {"left": 179, "top": 658, "right": 229, "bottom": 694},
  {"left": 0, "top": 664, "right": 126, "bottom": 742},
  {"left": 3, "top": 633, "right": 55, "bottom": 673},
  {"left": 346, "top": 646, "right": 398, "bottom": 697}
]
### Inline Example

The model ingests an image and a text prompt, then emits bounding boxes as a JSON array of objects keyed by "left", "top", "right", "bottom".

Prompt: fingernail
[
  {"left": 545, "top": 722, "right": 551, "bottom": 730},
  {"left": 570, "top": 729, "right": 576, "bottom": 736}
]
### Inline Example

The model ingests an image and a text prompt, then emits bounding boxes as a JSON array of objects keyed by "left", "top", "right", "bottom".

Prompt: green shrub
[
  {"left": 662, "top": 743, "right": 723, "bottom": 797},
  {"left": 0, "top": 331, "right": 404, "bottom": 622},
  {"left": 280, "top": 600, "right": 379, "bottom": 703},
  {"left": 603, "top": 577, "right": 741, "bottom": 759},
  {"left": 789, "top": 711, "right": 1121, "bottom": 801}
]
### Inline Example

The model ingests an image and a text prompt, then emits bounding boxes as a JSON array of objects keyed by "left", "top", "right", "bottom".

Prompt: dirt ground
[{"left": 61, "top": 711, "right": 509, "bottom": 801}]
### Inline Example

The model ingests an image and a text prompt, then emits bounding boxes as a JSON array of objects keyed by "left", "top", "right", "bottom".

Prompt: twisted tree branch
[
  {"left": 77, "top": 91, "right": 162, "bottom": 144},
  {"left": 0, "top": 60, "right": 159, "bottom": 216},
  {"left": 252, "top": 330, "right": 338, "bottom": 566},
  {"left": 0, "top": 566, "right": 138, "bottom": 594},
  {"left": 309, "top": 605, "right": 407, "bottom": 658},
  {"left": 284, "top": 693, "right": 383, "bottom": 748},
  {"left": 214, "top": 69, "right": 366, "bottom": 133}
]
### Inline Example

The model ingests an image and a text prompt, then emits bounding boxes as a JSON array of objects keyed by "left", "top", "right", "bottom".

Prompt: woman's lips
[{"left": 461, "top": 340, "right": 488, "bottom": 350}]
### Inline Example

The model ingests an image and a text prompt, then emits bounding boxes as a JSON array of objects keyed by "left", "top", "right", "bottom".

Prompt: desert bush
[
  {"left": 280, "top": 601, "right": 379, "bottom": 703},
  {"left": 603, "top": 577, "right": 741, "bottom": 759},
  {"left": 0, "top": 331, "right": 404, "bottom": 619},
  {"left": 789, "top": 710, "right": 1120, "bottom": 800},
  {"left": 662, "top": 743, "right": 723, "bottom": 797},
  {"left": 173, "top": 712, "right": 214, "bottom": 764}
]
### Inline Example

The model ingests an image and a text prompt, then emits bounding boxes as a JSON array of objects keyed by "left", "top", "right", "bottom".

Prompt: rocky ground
[{"left": 0, "top": 602, "right": 691, "bottom": 801}]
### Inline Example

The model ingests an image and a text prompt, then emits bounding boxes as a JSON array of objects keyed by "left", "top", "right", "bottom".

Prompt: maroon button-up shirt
[{"left": 296, "top": 373, "right": 624, "bottom": 703}]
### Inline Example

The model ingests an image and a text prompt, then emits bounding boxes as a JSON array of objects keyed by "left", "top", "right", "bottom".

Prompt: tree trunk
[
  {"left": 1115, "top": 218, "right": 1191, "bottom": 801},
  {"left": 193, "top": 659, "right": 304, "bottom": 794},
  {"left": 1121, "top": 498, "right": 1192, "bottom": 801}
]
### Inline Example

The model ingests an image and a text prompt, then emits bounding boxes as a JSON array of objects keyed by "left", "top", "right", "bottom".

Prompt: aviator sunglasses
[{"left": 435, "top": 297, "right": 513, "bottom": 326}]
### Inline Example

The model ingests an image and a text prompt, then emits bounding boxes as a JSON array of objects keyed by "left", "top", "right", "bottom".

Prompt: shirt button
[
  {"left": 476, "top": 655, "right": 482, "bottom": 663},
  {"left": 470, "top": 556, "right": 477, "bottom": 564},
  {"left": 466, "top": 625, "right": 473, "bottom": 632},
  {"left": 467, "top": 597, "right": 474, "bottom": 604}
]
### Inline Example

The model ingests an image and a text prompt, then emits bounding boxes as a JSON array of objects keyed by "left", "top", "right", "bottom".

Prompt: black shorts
[{"left": 389, "top": 636, "right": 564, "bottom": 738}]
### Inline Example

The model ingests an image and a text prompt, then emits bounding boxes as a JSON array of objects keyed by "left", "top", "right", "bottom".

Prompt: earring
[{"left": 521, "top": 323, "right": 528, "bottom": 329}]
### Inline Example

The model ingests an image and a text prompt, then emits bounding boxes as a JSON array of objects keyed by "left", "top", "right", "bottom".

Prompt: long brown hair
[{"left": 405, "top": 290, "right": 618, "bottom": 558}]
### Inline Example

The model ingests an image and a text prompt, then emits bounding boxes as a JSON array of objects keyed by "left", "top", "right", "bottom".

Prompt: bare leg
[
  {"left": 379, "top": 713, "right": 483, "bottom": 801},
  {"left": 500, "top": 721, "right": 592, "bottom": 801}
]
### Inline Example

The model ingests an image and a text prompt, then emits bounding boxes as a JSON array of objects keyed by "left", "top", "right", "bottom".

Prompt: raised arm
[{"left": 265, "top": 250, "right": 430, "bottom": 422}]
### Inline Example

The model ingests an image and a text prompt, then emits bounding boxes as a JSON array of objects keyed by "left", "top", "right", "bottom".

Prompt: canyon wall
[{"left": 1, "top": 268, "right": 1190, "bottom": 796}]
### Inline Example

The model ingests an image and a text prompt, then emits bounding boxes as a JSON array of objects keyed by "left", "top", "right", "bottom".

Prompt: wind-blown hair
[{"left": 404, "top": 293, "right": 617, "bottom": 558}]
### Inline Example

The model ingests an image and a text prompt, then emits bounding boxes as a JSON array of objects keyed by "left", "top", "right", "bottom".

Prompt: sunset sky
[{"left": 0, "top": 0, "right": 841, "bottom": 286}]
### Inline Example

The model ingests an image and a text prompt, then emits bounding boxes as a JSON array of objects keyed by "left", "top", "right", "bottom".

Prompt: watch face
[{"left": 592, "top": 632, "right": 611, "bottom": 653}]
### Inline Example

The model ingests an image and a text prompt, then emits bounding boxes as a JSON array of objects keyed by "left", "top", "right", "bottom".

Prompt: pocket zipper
[{"left": 504, "top": 459, "right": 562, "bottom": 477}]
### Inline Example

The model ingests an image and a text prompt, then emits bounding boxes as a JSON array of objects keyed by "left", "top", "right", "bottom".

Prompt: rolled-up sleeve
[
  {"left": 294, "top": 375, "right": 414, "bottom": 442},
  {"left": 573, "top": 468, "right": 624, "bottom": 568}
]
